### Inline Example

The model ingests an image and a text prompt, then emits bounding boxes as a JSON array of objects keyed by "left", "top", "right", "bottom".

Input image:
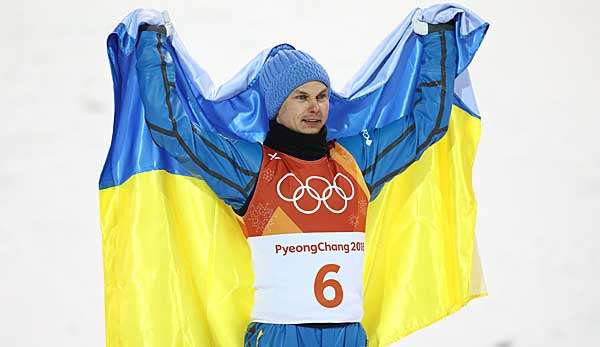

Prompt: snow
[{"left": 1, "top": 1, "right": 598, "bottom": 346}]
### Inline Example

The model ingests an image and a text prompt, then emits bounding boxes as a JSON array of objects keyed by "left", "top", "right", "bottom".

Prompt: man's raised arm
[
  {"left": 136, "top": 25, "right": 262, "bottom": 214},
  {"left": 338, "top": 21, "right": 458, "bottom": 200}
]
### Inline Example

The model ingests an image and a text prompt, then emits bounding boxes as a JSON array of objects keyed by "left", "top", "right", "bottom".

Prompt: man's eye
[
  {"left": 317, "top": 94, "right": 328, "bottom": 99},
  {"left": 296, "top": 95, "right": 307, "bottom": 100}
]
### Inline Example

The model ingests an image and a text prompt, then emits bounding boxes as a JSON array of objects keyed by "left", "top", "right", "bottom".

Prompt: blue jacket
[{"left": 135, "top": 27, "right": 457, "bottom": 215}]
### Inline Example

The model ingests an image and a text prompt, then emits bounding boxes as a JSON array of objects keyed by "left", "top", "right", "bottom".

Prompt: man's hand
[
  {"left": 139, "top": 23, "right": 167, "bottom": 35},
  {"left": 428, "top": 21, "right": 455, "bottom": 33}
]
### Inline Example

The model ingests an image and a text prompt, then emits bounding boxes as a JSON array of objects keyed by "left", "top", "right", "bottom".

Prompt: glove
[
  {"left": 138, "top": 23, "right": 167, "bottom": 35},
  {"left": 428, "top": 21, "right": 455, "bottom": 33}
]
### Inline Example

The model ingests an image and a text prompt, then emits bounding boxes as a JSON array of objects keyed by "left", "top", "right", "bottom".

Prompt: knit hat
[{"left": 258, "top": 45, "right": 331, "bottom": 119}]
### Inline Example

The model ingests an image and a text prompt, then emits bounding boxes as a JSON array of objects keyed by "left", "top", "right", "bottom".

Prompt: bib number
[{"left": 313, "top": 264, "right": 344, "bottom": 308}]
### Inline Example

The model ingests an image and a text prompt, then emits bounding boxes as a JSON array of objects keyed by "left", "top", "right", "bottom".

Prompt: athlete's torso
[{"left": 240, "top": 142, "right": 370, "bottom": 323}]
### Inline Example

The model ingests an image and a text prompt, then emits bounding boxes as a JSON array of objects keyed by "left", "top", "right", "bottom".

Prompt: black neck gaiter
[{"left": 263, "top": 119, "right": 328, "bottom": 161}]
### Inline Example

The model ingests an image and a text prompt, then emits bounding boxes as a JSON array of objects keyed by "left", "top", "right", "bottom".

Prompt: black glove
[
  {"left": 138, "top": 23, "right": 167, "bottom": 35},
  {"left": 428, "top": 20, "right": 456, "bottom": 33}
]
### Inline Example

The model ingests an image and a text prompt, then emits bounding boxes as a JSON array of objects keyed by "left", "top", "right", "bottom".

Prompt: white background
[{"left": 2, "top": 1, "right": 599, "bottom": 346}]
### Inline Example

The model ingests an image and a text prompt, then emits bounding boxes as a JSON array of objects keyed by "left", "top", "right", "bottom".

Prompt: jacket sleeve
[
  {"left": 337, "top": 27, "right": 458, "bottom": 201},
  {"left": 135, "top": 27, "right": 262, "bottom": 215}
]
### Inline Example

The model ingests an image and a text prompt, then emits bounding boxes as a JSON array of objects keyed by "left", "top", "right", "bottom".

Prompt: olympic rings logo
[{"left": 276, "top": 173, "right": 355, "bottom": 215}]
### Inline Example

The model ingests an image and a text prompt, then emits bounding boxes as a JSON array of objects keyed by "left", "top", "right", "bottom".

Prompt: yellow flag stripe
[{"left": 99, "top": 105, "right": 483, "bottom": 346}]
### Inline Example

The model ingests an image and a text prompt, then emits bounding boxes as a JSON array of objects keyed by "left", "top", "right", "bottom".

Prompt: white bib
[{"left": 248, "top": 232, "right": 365, "bottom": 324}]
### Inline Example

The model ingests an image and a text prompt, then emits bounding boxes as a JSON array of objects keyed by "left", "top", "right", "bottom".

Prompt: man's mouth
[{"left": 302, "top": 119, "right": 322, "bottom": 125}]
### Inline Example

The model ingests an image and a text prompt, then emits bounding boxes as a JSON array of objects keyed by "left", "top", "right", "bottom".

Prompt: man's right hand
[{"left": 139, "top": 24, "right": 167, "bottom": 35}]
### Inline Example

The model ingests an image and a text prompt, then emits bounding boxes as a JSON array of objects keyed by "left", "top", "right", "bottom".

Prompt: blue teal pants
[{"left": 244, "top": 322, "right": 367, "bottom": 347}]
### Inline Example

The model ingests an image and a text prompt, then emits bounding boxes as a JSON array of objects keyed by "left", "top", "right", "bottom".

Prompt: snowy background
[{"left": 2, "top": 0, "right": 599, "bottom": 346}]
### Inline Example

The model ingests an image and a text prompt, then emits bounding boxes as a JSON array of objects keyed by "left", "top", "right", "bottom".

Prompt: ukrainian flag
[{"left": 100, "top": 5, "right": 488, "bottom": 347}]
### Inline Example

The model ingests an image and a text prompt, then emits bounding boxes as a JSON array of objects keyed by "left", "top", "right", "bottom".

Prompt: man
[{"left": 136, "top": 15, "right": 457, "bottom": 346}]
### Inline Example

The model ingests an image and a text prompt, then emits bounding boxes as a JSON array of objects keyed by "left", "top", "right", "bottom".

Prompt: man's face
[{"left": 276, "top": 81, "right": 329, "bottom": 134}]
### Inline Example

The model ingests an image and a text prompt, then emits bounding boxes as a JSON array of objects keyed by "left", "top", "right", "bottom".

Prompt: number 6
[{"left": 313, "top": 264, "right": 343, "bottom": 308}]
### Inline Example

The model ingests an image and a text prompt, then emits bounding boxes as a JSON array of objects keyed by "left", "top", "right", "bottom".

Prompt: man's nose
[{"left": 307, "top": 99, "right": 320, "bottom": 113}]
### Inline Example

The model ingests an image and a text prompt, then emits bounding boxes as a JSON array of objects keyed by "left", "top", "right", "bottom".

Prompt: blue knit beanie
[{"left": 258, "top": 46, "right": 331, "bottom": 120}]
